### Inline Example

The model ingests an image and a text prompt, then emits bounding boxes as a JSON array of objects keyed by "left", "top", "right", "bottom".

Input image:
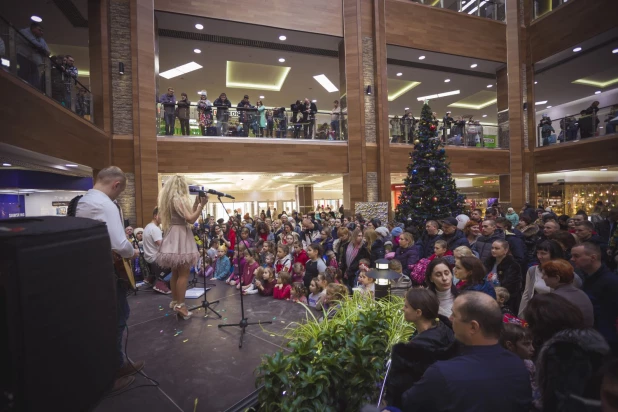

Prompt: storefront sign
[{"left": 483, "top": 179, "right": 498, "bottom": 185}]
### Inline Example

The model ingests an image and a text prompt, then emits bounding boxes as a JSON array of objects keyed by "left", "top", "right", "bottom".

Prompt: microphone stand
[
  {"left": 187, "top": 202, "right": 222, "bottom": 319},
  {"left": 217, "top": 195, "right": 272, "bottom": 348}
]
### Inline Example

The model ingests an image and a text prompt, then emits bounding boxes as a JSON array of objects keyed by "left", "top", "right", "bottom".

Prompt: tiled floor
[{"left": 93, "top": 278, "right": 309, "bottom": 412}]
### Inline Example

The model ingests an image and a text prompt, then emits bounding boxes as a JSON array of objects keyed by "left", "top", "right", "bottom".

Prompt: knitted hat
[
  {"left": 134, "top": 227, "right": 144, "bottom": 235},
  {"left": 391, "top": 227, "right": 403, "bottom": 237},
  {"left": 375, "top": 227, "right": 389, "bottom": 238}
]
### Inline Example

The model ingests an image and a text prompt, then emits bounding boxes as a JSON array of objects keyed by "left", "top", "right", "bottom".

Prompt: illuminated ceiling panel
[
  {"left": 387, "top": 79, "right": 421, "bottom": 101},
  {"left": 226, "top": 61, "right": 291, "bottom": 91},
  {"left": 448, "top": 90, "right": 497, "bottom": 110},
  {"left": 572, "top": 68, "right": 618, "bottom": 88}
]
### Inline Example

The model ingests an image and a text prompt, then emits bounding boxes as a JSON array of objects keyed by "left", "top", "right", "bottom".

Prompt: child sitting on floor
[
  {"left": 308, "top": 277, "right": 325, "bottom": 308},
  {"left": 213, "top": 246, "right": 231, "bottom": 280},
  {"left": 291, "top": 283, "right": 308, "bottom": 304},
  {"left": 273, "top": 271, "right": 292, "bottom": 300},
  {"left": 262, "top": 252, "right": 275, "bottom": 270},
  {"left": 238, "top": 248, "right": 260, "bottom": 292},
  {"left": 255, "top": 267, "right": 275, "bottom": 296},
  {"left": 275, "top": 244, "right": 292, "bottom": 275},
  {"left": 227, "top": 244, "right": 247, "bottom": 286},
  {"left": 243, "top": 267, "right": 263, "bottom": 295},
  {"left": 291, "top": 262, "right": 305, "bottom": 284},
  {"left": 197, "top": 256, "right": 213, "bottom": 278},
  {"left": 207, "top": 240, "right": 219, "bottom": 261},
  {"left": 500, "top": 323, "right": 540, "bottom": 409}
]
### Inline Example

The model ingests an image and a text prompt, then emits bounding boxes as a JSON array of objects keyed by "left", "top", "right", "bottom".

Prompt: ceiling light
[
  {"left": 193, "top": 48, "right": 201, "bottom": 54},
  {"left": 160, "top": 62, "right": 203, "bottom": 79},
  {"left": 487, "top": 84, "right": 493, "bottom": 88},
  {"left": 389, "top": 81, "right": 421, "bottom": 101},
  {"left": 404, "top": 107, "right": 410, "bottom": 110},
  {"left": 418, "top": 55, "right": 426, "bottom": 60},
  {"left": 470, "top": 63, "right": 478, "bottom": 68},
  {"left": 448, "top": 98, "right": 497, "bottom": 110},
  {"left": 417, "top": 90, "right": 460, "bottom": 101},
  {"left": 546, "top": 106, "right": 552, "bottom": 108},
  {"left": 2, "top": 163, "right": 11, "bottom": 167},
  {"left": 259, "top": 95, "right": 265, "bottom": 99},
  {"left": 65, "top": 164, "right": 78, "bottom": 167},
  {"left": 313, "top": 74, "right": 339, "bottom": 93},
  {"left": 1, "top": 58, "right": 9, "bottom": 68},
  {"left": 573, "top": 78, "right": 618, "bottom": 88},
  {"left": 482, "top": 114, "right": 487, "bottom": 117},
  {"left": 535, "top": 101, "right": 548, "bottom": 105},
  {"left": 31, "top": 15, "right": 42, "bottom": 22},
  {"left": 396, "top": 72, "right": 402, "bottom": 76},
  {"left": 195, "top": 23, "right": 203, "bottom": 30},
  {"left": 595, "top": 91, "right": 601, "bottom": 95},
  {"left": 573, "top": 47, "right": 582, "bottom": 52},
  {"left": 278, "top": 58, "right": 285, "bottom": 63},
  {"left": 444, "top": 79, "right": 451, "bottom": 83},
  {"left": 226, "top": 61, "right": 291, "bottom": 91},
  {"left": 534, "top": 81, "right": 538, "bottom": 84},
  {"left": 311, "top": 99, "right": 317, "bottom": 103},
  {"left": 600, "top": 168, "right": 608, "bottom": 171},
  {"left": 279, "top": 35, "right": 287, "bottom": 41}
]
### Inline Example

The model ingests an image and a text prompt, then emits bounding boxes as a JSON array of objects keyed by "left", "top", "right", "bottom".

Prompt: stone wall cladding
[
  {"left": 118, "top": 172, "right": 137, "bottom": 227},
  {"left": 362, "top": 36, "right": 376, "bottom": 143},
  {"left": 367, "top": 172, "right": 378, "bottom": 202},
  {"left": 110, "top": 0, "right": 133, "bottom": 135}
]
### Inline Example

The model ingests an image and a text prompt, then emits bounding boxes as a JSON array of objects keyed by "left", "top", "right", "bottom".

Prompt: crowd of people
[{"left": 158, "top": 89, "right": 347, "bottom": 140}]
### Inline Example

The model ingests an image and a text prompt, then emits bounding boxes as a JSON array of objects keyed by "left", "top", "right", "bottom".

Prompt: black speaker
[{"left": 0, "top": 216, "right": 118, "bottom": 411}]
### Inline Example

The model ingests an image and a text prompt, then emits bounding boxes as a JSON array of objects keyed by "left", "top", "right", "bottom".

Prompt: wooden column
[
  {"left": 295, "top": 185, "right": 315, "bottom": 216},
  {"left": 88, "top": 0, "right": 112, "bottom": 135},
  {"left": 373, "top": 0, "right": 391, "bottom": 210},
  {"left": 131, "top": 0, "right": 158, "bottom": 226},
  {"left": 343, "top": 0, "right": 367, "bottom": 213}
]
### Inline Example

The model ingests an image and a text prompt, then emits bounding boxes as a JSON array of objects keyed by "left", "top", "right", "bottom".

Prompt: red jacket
[
  {"left": 293, "top": 249, "right": 309, "bottom": 267},
  {"left": 273, "top": 284, "right": 291, "bottom": 300}
]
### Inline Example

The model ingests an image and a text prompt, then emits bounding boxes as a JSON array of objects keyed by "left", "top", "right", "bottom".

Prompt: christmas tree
[{"left": 395, "top": 102, "right": 466, "bottom": 233}]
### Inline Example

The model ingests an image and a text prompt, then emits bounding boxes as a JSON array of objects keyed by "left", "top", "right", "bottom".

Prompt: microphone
[{"left": 206, "top": 189, "right": 235, "bottom": 199}]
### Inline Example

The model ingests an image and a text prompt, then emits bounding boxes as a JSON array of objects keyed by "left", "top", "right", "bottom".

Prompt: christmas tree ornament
[
  {"left": 429, "top": 167, "right": 436, "bottom": 173},
  {"left": 412, "top": 169, "right": 418, "bottom": 175},
  {"left": 414, "top": 139, "right": 420, "bottom": 145},
  {"left": 430, "top": 124, "right": 436, "bottom": 131},
  {"left": 433, "top": 196, "right": 438, "bottom": 202}
]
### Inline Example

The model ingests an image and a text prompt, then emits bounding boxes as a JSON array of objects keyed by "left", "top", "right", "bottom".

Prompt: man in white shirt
[
  {"left": 143, "top": 206, "right": 171, "bottom": 294},
  {"left": 75, "top": 166, "right": 144, "bottom": 394}
]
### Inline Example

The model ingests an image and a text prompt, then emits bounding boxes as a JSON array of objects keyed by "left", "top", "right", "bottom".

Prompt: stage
[{"left": 93, "top": 280, "right": 309, "bottom": 412}]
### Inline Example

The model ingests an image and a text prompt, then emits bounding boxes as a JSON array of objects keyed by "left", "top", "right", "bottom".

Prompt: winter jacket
[
  {"left": 580, "top": 234, "right": 609, "bottom": 264},
  {"left": 340, "top": 241, "right": 370, "bottom": 286},
  {"left": 438, "top": 229, "right": 470, "bottom": 251},
  {"left": 553, "top": 284, "right": 594, "bottom": 328},
  {"left": 176, "top": 98, "right": 191, "bottom": 120},
  {"left": 522, "top": 224, "right": 541, "bottom": 267},
  {"left": 505, "top": 212, "right": 520, "bottom": 227},
  {"left": 394, "top": 245, "right": 420, "bottom": 277},
  {"left": 386, "top": 321, "right": 457, "bottom": 409},
  {"left": 460, "top": 280, "right": 496, "bottom": 299},
  {"left": 581, "top": 264, "right": 618, "bottom": 355},
  {"left": 369, "top": 238, "right": 385, "bottom": 265},
  {"left": 159, "top": 93, "right": 176, "bottom": 114},
  {"left": 518, "top": 265, "right": 551, "bottom": 319},
  {"left": 536, "top": 329, "right": 611, "bottom": 412},
  {"left": 472, "top": 229, "right": 506, "bottom": 263},
  {"left": 504, "top": 230, "right": 527, "bottom": 270},
  {"left": 213, "top": 98, "right": 232, "bottom": 121},
  {"left": 293, "top": 249, "right": 309, "bottom": 268},
  {"left": 418, "top": 233, "right": 440, "bottom": 259},
  {"left": 319, "top": 237, "right": 334, "bottom": 253},
  {"left": 484, "top": 255, "right": 522, "bottom": 314}
]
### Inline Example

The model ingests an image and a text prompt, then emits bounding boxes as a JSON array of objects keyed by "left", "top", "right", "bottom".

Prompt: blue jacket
[
  {"left": 213, "top": 256, "right": 231, "bottom": 280},
  {"left": 394, "top": 245, "right": 420, "bottom": 276},
  {"left": 582, "top": 264, "right": 618, "bottom": 355},
  {"left": 462, "top": 281, "right": 496, "bottom": 299},
  {"left": 438, "top": 229, "right": 470, "bottom": 251},
  {"left": 402, "top": 344, "right": 531, "bottom": 412}
]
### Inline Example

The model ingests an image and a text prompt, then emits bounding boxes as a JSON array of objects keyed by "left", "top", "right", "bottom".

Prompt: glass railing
[
  {"left": 389, "top": 117, "right": 501, "bottom": 148},
  {"left": 409, "top": 0, "right": 505, "bottom": 22},
  {"left": 533, "top": 0, "right": 567, "bottom": 20},
  {"left": 537, "top": 104, "right": 618, "bottom": 148},
  {"left": 0, "top": 15, "right": 94, "bottom": 122},
  {"left": 155, "top": 102, "right": 348, "bottom": 141}
]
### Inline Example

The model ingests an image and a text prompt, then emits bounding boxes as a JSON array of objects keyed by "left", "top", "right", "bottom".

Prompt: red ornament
[
  {"left": 430, "top": 124, "right": 436, "bottom": 131},
  {"left": 432, "top": 196, "right": 438, "bottom": 202}
]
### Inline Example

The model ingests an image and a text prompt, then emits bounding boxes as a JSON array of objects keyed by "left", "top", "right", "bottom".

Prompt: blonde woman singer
[{"left": 156, "top": 175, "right": 207, "bottom": 319}]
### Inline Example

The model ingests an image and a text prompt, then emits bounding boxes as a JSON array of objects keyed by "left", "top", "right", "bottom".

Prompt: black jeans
[{"left": 179, "top": 118, "right": 190, "bottom": 135}]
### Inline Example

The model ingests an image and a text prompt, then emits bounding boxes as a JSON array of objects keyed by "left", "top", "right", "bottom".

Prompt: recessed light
[
  {"left": 2, "top": 163, "right": 11, "bottom": 167},
  {"left": 573, "top": 47, "right": 582, "bottom": 52},
  {"left": 600, "top": 168, "right": 608, "bottom": 171},
  {"left": 482, "top": 114, "right": 487, "bottom": 118},
  {"left": 595, "top": 91, "right": 601, "bottom": 95},
  {"left": 487, "top": 84, "right": 493, "bottom": 88},
  {"left": 546, "top": 106, "right": 552, "bottom": 108},
  {"left": 279, "top": 35, "right": 287, "bottom": 41},
  {"left": 278, "top": 58, "right": 285, "bottom": 63},
  {"left": 259, "top": 95, "right": 265, "bottom": 99},
  {"left": 65, "top": 164, "right": 78, "bottom": 167},
  {"left": 193, "top": 48, "right": 201, "bottom": 54},
  {"left": 195, "top": 23, "right": 203, "bottom": 30},
  {"left": 534, "top": 81, "right": 538, "bottom": 84},
  {"left": 535, "top": 100, "right": 548, "bottom": 105},
  {"left": 404, "top": 107, "right": 410, "bottom": 110},
  {"left": 311, "top": 99, "right": 317, "bottom": 103},
  {"left": 31, "top": 15, "right": 42, "bottom": 22},
  {"left": 396, "top": 72, "right": 402, "bottom": 76},
  {"left": 444, "top": 79, "right": 451, "bottom": 83},
  {"left": 470, "top": 63, "right": 478, "bottom": 68},
  {"left": 159, "top": 62, "right": 203, "bottom": 79},
  {"left": 313, "top": 74, "right": 339, "bottom": 93},
  {"left": 418, "top": 55, "right": 426, "bottom": 60}
]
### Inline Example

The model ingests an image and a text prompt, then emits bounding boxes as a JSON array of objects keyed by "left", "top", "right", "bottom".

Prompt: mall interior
[
  {"left": 1, "top": 0, "right": 618, "bottom": 410},
  {"left": 1, "top": 0, "right": 617, "bottom": 225}
]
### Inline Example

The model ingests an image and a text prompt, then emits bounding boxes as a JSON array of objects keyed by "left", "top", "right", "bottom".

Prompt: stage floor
[{"left": 93, "top": 279, "right": 309, "bottom": 412}]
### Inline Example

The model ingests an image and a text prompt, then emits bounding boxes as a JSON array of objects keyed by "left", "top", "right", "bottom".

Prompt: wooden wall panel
[
  {"left": 534, "top": 136, "right": 618, "bottom": 173},
  {"left": 529, "top": 0, "right": 618, "bottom": 63},
  {"left": 153, "top": 0, "right": 343, "bottom": 37},
  {"left": 385, "top": 0, "right": 507, "bottom": 62},
  {"left": 361, "top": 0, "right": 373, "bottom": 37},
  {"left": 0, "top": 71, "right": 110, "bottom": 170},
  {"left": 157, "top": 139, "right": 349, "bottom": 174},
  {"left": 366, "top": 144, "right": 378, "bottom": 173},
  {"left": 112, "top": 136, "right": 135, "bottom": 172},
  {"left": 88, "top": 0, "right": 112, "bottom": 133},
  {"left": 497, "top": 67, "right": 508, "bottom": 112},
  {"left": 389, "top": 146, "right": 510, "bottom": 175}
]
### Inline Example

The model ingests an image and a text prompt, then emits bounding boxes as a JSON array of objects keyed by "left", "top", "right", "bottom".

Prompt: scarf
[{"left": 346, "top": 241, "right": 361, "bottom": 267}]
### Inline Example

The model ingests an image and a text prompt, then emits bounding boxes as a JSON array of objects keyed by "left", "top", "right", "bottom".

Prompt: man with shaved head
[{"left": 403, "top": 292, "right": 531, "bottom": 411}]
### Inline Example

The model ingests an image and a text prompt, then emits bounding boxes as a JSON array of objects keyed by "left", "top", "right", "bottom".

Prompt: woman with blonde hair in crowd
[{"left": 157, "top": 175, "right": 207, "bottom": 319}]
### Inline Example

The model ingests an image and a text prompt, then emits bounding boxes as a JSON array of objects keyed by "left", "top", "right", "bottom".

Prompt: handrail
[
  {"left": 0, "top": 14, "right": 92, "bottom": 94},
  {"left": 537, "top": 104, "right": 617, "bottom": 146}
]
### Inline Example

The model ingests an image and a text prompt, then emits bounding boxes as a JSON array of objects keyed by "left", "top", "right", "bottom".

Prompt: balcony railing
[
  {"left": 537, "top": 104, "right": 618, "bottom": 148},
  {"left": 389, "top": 117, "right": 502, "bottom": 148},
  {"left": 156, "top": 102, "right": 348, "bottom": 141},
  {"left": 0, "top": 15, "right": 94, "bottom": 123},
  {"left": 409, "top": 0, "right": 506, "bottom": 22},
  {"left": 532, "top": 0, "right": 568, "bottom": 20}
]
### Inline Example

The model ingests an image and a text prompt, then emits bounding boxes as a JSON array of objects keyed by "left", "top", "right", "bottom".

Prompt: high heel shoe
[
  {"left": 169, "top": 300, "right": 177, "bottom": 309},
  {"left": 174, "top": 303, "right": 192, "bottom": 320}
]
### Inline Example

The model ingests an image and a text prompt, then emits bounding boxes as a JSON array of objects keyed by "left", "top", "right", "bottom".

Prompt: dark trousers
[
  {"left": 17, "top": 55, "right": 42, "bottom": 90},
  {"left": 164, "top": 112, "right": 175, "bottom": 135},
  {"left": 304, "top": 119, "right": 315, "bottom": 139},
  {"left": 179, "top": 118, "right": 190, "bottom": 135},
  {"left": 116, "top": 281, "right": 130, "bottom": 368},
  {"left": 331, "top": 120, "right": 340, "bottom": 139}
]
